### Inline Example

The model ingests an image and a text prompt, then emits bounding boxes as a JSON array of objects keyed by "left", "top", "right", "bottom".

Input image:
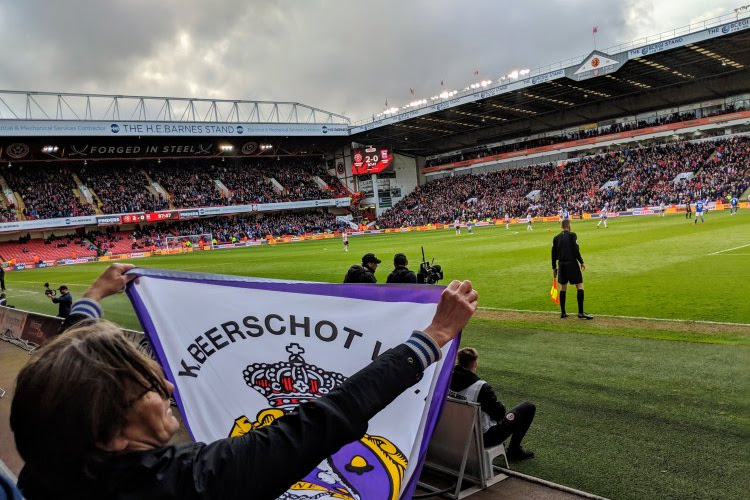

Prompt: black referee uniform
[{"left": 551, "top": 227, "right": 592, "bottom": 319}]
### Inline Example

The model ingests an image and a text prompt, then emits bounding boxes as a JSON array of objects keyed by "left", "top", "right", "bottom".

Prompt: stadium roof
[{"left": 349, "top": 16, "right": 750, "bottom": 157}]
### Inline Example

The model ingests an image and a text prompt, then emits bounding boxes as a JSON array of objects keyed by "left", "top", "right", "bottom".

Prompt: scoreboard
[{"left": 352, "top": 146, "right": 392, "bottom": 175}]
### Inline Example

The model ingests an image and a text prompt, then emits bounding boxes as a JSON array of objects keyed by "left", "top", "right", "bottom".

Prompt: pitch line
[
  {"left": 479, "top": 306, "right": 750, "bottom": 327},
  {"left": 708, "top": 243, "right": 750, "bottom": 255}
]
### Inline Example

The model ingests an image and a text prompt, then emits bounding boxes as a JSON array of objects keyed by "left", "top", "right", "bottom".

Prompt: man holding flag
[{"left": 551, "top": 219, "right": 593, "bottom": 319}]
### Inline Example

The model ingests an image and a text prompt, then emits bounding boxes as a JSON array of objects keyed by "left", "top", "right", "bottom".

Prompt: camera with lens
[
  {"left": 417, "top": 247, "right": 444, "bottom": 285},
  {"left": 43, "top": 282, "right": 56, "bottom": 297}
]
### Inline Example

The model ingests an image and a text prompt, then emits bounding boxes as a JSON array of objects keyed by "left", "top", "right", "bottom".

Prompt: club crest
[{"left": 229, "top": 343, "right": 407, "bottom": 500}]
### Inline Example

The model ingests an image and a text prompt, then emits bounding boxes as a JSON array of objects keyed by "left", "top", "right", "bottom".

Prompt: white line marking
[
  {"left": 9, "top": 280, "right": 93, "bottom": 287},
  {"left": 479, "top": 306, "right": 750, "bottom": 327},
  {"left": 708, "top": 243, "right": 750, "bottom": 255}
]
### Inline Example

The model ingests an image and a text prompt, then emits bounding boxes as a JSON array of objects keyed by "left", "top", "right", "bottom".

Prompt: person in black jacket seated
[
  {"left": 449, "top": 347, "right": 535, "bottom": 460},
  {"left": 11, "top": 263, "right": 478, "bottom": 500},
  {"left": 386, "top": 253, "right": 418, "bottom": 284},
  {"left": 343, "top": 252, "right": 380, "bottom": 283}
]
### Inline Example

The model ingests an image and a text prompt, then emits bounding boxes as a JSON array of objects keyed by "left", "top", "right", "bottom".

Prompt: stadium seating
[
  {"left": 3, "top": 165, "right": 95, "bottom": 220},
  {"left": 0, "top": 159, "right": 339, "bottom": 222},
  {"left": 157, "top": 211, "right": 348, "bottom": 242},
  {"left": 0, "top": 236, "right": 96, "bottom": 263},
  {"left": 379, "top": 136, "right": 749, "bottom": 227},
  {"left": 425, "top": 106, "right": 744, "bottom": 169},
  {"left": 77, "top": 165, "right": 169, "bottom": 214}
]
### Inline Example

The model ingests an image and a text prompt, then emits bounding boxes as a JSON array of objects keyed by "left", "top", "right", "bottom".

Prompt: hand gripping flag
[
  {"left": 126, "top": 268, "right": 458, "bottom": 500},
  {"left": 550, "top": 278, "right": 560, "bottom": 305}
]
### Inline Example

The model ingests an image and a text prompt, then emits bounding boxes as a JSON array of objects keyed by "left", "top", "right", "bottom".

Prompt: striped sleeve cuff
[
  {"left": 405, "top": 330, "right": 442, "bottom": 370},
  {"left": 70, "top": 299, "right": 102, "bottom": 319}
]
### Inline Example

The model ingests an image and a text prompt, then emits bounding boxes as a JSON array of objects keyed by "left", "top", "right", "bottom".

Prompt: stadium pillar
[{"left": 372, "top": 173, "right": 381, "bottom": 217}]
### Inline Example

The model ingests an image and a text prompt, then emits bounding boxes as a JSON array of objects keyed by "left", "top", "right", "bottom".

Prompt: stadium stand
[
  {"left": 155, "top": 210, "right": 348, "bottom": 242},
  {"left": 147, "top": 162, "right": 230, "bottom": 209},
  {"left": 378, "top": 136, "right": 750, "bottom": 227},
  {"left": 424, "top": 105, "right": 745, "bottom": 168},
  {"left": 2, "top": 165, "right": 95, "bottom": 220},
  {"left": 0, "top": 234, "right": 96, "bottom": 263},
  {"left": 77, "top": 165, "right": 169, "bottom": 214}
]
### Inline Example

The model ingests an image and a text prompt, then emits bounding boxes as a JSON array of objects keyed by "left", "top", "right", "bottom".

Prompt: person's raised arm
[
  {"left": 422, "top": 280, "right": 478, "bottom": 347},
  {"left": 60, "top": 264, "right": 136, "bottom": 332},
  {"left": 83, "top": 263, "right": 137, "bottom": 303}
]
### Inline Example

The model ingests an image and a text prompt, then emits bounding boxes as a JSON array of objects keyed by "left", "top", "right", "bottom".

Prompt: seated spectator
[{"left": 449, "top": 347, "right": 536, "bottom": 460}]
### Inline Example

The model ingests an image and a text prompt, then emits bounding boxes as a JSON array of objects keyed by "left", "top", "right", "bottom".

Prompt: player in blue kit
[
  {"left": 730, "top": 196, "right": 739, "bottom": 215},
  {"left": 694, "top": 199, "right": 705, "bottom": 224}
]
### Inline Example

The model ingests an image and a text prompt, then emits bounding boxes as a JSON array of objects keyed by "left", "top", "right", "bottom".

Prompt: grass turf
[{"left": 3, "top": 212, "right": 749, "bottom": 499}]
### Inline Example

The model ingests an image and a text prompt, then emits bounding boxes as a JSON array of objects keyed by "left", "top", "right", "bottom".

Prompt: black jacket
[
  {"left": 51, "top": 292, "right": 72, "bottom": 318},
  {"left": 386, "top": 266, "right": 417, "bottom": 284},
  {"left": 450, "top": 365, "right": 506, "bottom": 423},
  {"left": 18, "top": 336, "right": 425, "bottom": 500},
  {"left": 343, "top": 264, "right": 377, "bottom": 283},
  {"left": 551, "top": 230, "right": 583, "bottom": 269}
]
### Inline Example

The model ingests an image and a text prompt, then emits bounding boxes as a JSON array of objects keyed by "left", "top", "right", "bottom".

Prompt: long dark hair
[{"left": 11, "top": 319, "right": 170, "bottom": 485}]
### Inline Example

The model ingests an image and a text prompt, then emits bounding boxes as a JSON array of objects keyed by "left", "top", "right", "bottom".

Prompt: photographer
[
  {"left": 48, "top": 285, "right": 72, "bottom": 318},
  {"left": 386, "top": 253, "right": 417, "bottom": 284},
  {"left": 343, "top": 253, "right": 380, "bottom": 283}
]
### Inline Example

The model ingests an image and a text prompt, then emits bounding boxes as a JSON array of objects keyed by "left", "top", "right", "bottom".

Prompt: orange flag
[{"left": 550, "top": 278, "right": 560, "bottom": 305}]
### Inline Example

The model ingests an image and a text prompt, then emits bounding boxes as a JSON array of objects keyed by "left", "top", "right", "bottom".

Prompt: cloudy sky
[{"left": 0, "top": 0, "right": 741, "bottom": 122}]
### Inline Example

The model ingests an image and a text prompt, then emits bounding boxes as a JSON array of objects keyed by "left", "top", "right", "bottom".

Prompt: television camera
[
  {"left": 43, "top": 282, "right": 56, "bottom": 297},
  {"left": 417, "top": 247, "right": 444, "bottom": 285}
]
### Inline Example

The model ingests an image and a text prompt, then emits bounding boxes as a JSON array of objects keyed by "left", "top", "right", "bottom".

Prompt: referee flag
[{"left": 550, "top": 278, "right": 560, "bottom": 305}]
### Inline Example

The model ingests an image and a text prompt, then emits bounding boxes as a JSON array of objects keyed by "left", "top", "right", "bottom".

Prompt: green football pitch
[{"left": 4, "top": 212, "right": 750, "bottom": 500}]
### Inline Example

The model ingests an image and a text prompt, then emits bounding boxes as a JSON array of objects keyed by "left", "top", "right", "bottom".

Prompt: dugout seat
[{"left": 418, "top": 397, "right": 508, "bottom": 499}]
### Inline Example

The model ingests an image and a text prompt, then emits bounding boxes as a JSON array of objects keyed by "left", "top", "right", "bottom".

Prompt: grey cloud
[{"left": 0, "top": 0, "right": 740, "bottom": 122}]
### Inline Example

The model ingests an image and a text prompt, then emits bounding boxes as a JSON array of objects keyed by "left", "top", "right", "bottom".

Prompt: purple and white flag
[{"left": 127, "top": 268, "right": 458, "bottom": 500}]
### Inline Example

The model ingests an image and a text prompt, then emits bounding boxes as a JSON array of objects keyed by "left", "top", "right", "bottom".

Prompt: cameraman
[
  {"left": 49, "top": 285, "right": 72, "bottom": 318},
  {"left": 386, "top": 253, "right": 417, "bottom": 284}
]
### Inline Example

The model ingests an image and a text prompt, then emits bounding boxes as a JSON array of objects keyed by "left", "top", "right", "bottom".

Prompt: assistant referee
[{"left": 551, "top": 219, "right": 593, "bottom": 319}]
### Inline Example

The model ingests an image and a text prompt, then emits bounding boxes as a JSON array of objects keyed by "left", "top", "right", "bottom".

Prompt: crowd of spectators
[
  {"left": 125, "top": 211, "right": 348, "bottom": 248},
  {"left": 77, "top": 165, "right": 169, "bottom": 214},
  {"left": 0, "top": 203, "right": 16, "bottom": 222},
  {"left": 145, "top": 160, "right": 337, "bottom": 208},
  {"left": 425, "top": 104, "right": 745, "bottom": 167},
  {"left": 3, "top": 165, "right": 95, "bottom": 220},
  {"left": 256, "top": 161, "right": 335, "bottom": 201},
  {"left": 380, "top": 136, "right": 749, "bottom": 227},
  {"left": 0, "top": 159, "right": 342, "bottom": 223},
  {"left": 147, "top": 162, "right": 230, "bottom": 208},
  {"left": 178, "top": 211, "right": 347, "bottom": 241}
]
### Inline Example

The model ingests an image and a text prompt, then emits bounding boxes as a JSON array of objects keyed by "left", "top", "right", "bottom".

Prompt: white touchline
[
  {"left": 708, "top": 243, "right": 750, "bottom": 255},
  {"left": 479, "top": 306, "right": 750, "bottom": 327}
]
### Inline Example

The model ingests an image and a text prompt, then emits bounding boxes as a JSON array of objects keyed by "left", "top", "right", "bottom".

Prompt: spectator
[{"left": 11, "top": 264, "right": 478, "bottom": 499}]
